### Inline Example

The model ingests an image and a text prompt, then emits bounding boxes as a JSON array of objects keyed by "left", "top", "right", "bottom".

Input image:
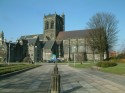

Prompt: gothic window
[
  {"left": 78, "top": 46, "right": 84, "bottom": 52},
  {"left": 45, "top": 21, "right": 49, "bottom": 29},
  {"left": 64, "top": 47, "right": 68, "bottom": 53},
  {"left": 50, "top": 20, "right": 54, "bottom": 29},
  {"left": 71, "top": 46, "right": 77, "bottom": 53}
]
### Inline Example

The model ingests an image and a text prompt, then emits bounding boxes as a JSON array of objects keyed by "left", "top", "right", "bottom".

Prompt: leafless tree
[
  {"left": 85, "top": 29, "right": 105, "bottom": 61},
  {"left": 87, "top": 12, "right": 118, "bottom": 60}
]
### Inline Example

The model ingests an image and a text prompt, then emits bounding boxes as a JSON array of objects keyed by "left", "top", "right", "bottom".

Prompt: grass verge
[
  {"left": 69, "top": 62, "right": 125, "bottom": 75},
  {"left": 0, "top": 64, "right": 41, "bottom": 75},
  {"left": 101, "top": 63, "right": 125, "bottom": 75}
]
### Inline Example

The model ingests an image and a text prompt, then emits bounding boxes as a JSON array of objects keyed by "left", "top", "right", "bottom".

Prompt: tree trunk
[
  {"left": 92, "top": 50, "right": 95, "bottom": 63},
  {"left": 100, "top": 52, "right": 104, "bottom": 61},
  {"left": 106, "top": 48, "right": 109, "bottom": 60}
]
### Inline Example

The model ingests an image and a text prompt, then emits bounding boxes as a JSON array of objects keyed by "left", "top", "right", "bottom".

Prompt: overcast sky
[{"left": 0, "top": 0, "right": 125, "bottom": 51}]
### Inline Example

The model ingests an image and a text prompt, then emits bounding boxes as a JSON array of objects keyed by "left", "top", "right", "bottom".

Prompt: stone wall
[
  {"left": 28, "top": 45, "right": 34, "bottom": 62},
  {"left": 63, "top": 38, "right": 88, "bottom": 61}
]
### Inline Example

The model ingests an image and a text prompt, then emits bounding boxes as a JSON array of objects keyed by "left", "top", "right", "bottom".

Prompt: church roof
[
  {"left": 28, "top": 38, "right": 37, "bottom": 45},
  {"left": 20, "top": 34, "right": 44, "bottom": 41},
  {"left": 38, "top": 34, "right": 44, "bottom": 41},
  {"left": 43, "top": 40, "right": 55, "bottom": 49},
  {"left": 56, "top": 29, "right": 90, "bottom": 40},
  {"left": 20, "top": 34, "right": 38, "bottom": 39}
]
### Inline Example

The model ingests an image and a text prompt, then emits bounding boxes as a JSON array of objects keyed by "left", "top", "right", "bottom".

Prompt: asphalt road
[{"left": 0, "top": 64, "right": 125, "bottom": 93}]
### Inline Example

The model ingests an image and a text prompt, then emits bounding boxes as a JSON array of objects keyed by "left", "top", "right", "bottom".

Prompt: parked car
[
  {"left": 48, "top": 58, "right": 64, "bottom": 63},
  {"left": 48, "top": 58, "right": 57, "bottom": 63},
  {"left": 56, "top": 58, "right": 64, "bottom": 62}
]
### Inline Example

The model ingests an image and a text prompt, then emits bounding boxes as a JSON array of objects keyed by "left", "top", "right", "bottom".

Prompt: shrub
[
  {"left": 96, "top": 61, "right": 117, "bottom": 68},
  {"left": 118, "top": 59, "right": 125, "bottom": 63}
]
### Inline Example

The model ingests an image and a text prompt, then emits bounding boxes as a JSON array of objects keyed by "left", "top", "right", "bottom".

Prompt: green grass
[
  {"left": 69, "top": 61, "right": 125, "bottom": 75},
  {"left": 0, "top": 64, "right": 41, "bottom": 75},
  {"left": 101, "top": 63, "right": 125, "bottom": 75}
]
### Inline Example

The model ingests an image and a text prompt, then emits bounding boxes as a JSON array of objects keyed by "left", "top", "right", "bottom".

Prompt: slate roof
[
  {"left": 56, "top": 30, "right": 91, "bottom": 40},
  {"left": 28, "top": 38, "right": 37, "bottom": 45},
  {"left": 20, "top": 34, "right": 44, "bottom": 41},
  {"left": 20, "top": 35, "right": 38, "bottom": 39},
  {"left": 38, "top": 34, "right": 44, "bottom": 41},
  {"left": 43, "top": 40, "right": 55, "bottom": 49}
]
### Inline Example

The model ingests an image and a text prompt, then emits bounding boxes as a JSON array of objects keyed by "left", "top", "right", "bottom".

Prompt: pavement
[
  {"left": 0, "top": 65, "right": 53, "bottom": 93},
  {"left": 59, "top": 65, "right": 125, "bottom": 93},
  {"left": 0, "top": 63, "right": 125, "bottom": 93}
]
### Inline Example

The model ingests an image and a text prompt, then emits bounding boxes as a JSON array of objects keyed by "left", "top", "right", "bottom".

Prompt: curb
[{"left": 0, "top": 65, "right": 41, "bottom": 80}]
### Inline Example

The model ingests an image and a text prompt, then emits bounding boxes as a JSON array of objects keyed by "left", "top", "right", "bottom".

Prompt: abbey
[{"left": 0, "top": 13, "right": 99, "bottom": 62}]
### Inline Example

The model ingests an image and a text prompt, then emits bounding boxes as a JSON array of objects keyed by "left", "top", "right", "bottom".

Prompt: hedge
[{"left": 96, "top": 61, "right": 117, "bottom": 68}]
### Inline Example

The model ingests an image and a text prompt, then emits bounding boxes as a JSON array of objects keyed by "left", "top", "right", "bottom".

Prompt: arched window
[
  {"left": 50, "top": 20, "right": 54, "bottom": 29},
  {"left": 45, "top": 21, "right": 49, "bottom": 29}
]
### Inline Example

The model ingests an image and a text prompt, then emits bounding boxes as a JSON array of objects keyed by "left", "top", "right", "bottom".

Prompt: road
[{"left": 0, "top": 64, "right": 125, "bottom": 93}]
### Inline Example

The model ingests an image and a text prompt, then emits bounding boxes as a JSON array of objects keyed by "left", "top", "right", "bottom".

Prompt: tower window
[
  {"left": 50, "top": 20, "right": 54, "bottom": 29},
  {"left": 45, "top": 21, "right": 49, "bottom": 29}
]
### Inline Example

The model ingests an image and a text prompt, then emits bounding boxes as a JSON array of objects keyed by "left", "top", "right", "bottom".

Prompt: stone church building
[{"left": 0, "top": 13, "right": 100, "bottom": 62}]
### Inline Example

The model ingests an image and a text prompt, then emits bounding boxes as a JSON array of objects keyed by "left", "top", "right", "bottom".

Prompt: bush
[
  {"left": 96, "top": 61, "right": 117, "bottom": 68},
  {"left": 118, "top": 59, "right": 125, "bottom": 63}
]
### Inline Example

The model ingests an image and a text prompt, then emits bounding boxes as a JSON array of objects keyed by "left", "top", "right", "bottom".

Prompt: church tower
[
  {"left": 0, "top": 31, "right": 4, "bottom": 45},
  {"left": 43, "top": 13, "right": 65, "bottom": 41}
]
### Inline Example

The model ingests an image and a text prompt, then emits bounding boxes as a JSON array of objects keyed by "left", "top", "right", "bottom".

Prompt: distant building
[
  {"left": 1, "top": 13, "right": 102, "bottom": 62},
  {"left": 109, "top": 51, "right": 117, "bottom": 58}
]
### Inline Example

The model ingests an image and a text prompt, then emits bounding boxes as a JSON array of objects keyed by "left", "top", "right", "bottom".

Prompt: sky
[{"left": 0, "top": 0, "right": 125, "bottom": 51}]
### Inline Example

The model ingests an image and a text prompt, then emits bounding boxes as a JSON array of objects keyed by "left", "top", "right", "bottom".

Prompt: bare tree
[
  {"left": 85, "top": 30, "right": 97, "bottom": 62},
  {"left": 87, "top": 12, "right": 118, "bottom": 60},
  {"left": 86, "top": 29, "right": 105, "bottom": 61}
]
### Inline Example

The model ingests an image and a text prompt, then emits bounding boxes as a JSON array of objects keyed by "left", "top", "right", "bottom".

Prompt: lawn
[
  {"left": 0, "top": 63, "right": 41, "bottom": 75},
  {"left": 101, "top": 63, "right": 125, "bottom": 75},
  {"left": 69, "top": 61, "right": 125, "bottom": 75}
]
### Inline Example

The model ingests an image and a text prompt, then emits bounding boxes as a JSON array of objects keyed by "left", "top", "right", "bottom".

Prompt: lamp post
[{"left": 35, "top": 46, "right": 37, "bottom": 64}]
